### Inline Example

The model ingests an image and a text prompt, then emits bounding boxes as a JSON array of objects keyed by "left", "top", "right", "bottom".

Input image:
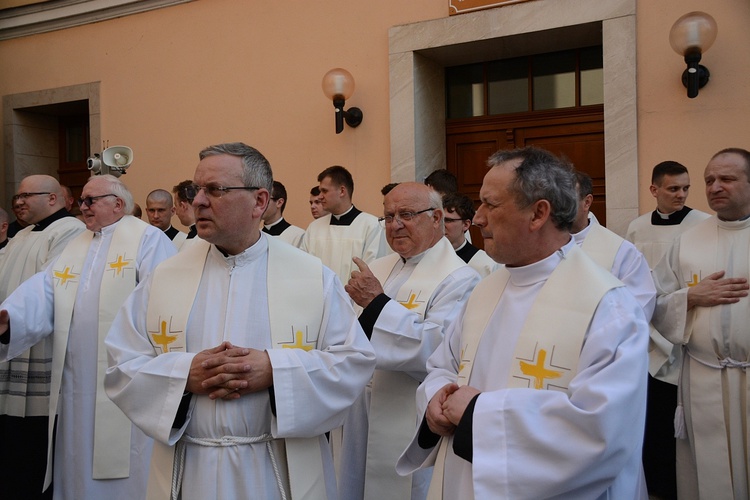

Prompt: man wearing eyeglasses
[
  {"left": 0, "top": 174, "right": 175, "bottom": 499},
  {"left": 441, "top": 192, "right": 499, "bottom": 278},
  {"left": 341, "top": 182, "right": 479, "bottom": 500},
  {"left": 0, "top": 174, "right": 85, "bottom": 498},
  {"left": 261, "top": 181, "right": 305, "bottom": 248},
  {"left": 301, "top": 165, "right": 389, "bottom": 285},
  {"left": 105, "top": 142, "right": 375, "bottom": 499}
]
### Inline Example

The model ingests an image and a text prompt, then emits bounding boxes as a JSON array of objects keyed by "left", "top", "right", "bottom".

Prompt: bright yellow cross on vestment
[
  {"left": 53, "top": 266, "right": 78, "bottom": 286},
  {"left": 151, "top": 320, "right": 178, "bottom": 352},
  {"left": 399, "top": 293, "right": 421, "bottom": 310},
  {"left": 519, "top": 349, "right": 562, "bottom": 390},
  {"left": 108, "top": 255, "right": 132, "bottom": 276},
  {"left": 687, "top": 273, "right": 700, "bottom": 287},
  {"left": 282, "top": 330, "right": 314, "bottom": 351}
]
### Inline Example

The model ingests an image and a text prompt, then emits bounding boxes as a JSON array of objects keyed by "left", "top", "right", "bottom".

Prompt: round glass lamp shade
[
  {"left": 322, "top": 68, "right": 356, "bottom": 101},
  {"left": 669, "top": 12, "right": 718, "bottom": 56}
]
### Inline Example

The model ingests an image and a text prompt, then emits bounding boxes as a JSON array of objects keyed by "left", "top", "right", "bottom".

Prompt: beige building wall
[
  {"left": 636, "top": 0, "right": 750, "bottom": 215},
  {"left": 1, "top": 0, "right": 748, "bottom": 231}
]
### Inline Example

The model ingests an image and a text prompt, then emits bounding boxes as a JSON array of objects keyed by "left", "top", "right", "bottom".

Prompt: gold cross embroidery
[
  {"left": 686, "top": 273, "right": 700, "bottom": 287},
  {"left": 519, "top": 349, "right": 562, "bottom": 390},
  {"left": 151, "top": 320, "right": 178, "bottom": 353},
  {"left": 54, "top": 266, "right": 78, "bottom": 286},
  {"left": 109, "top": 255, "right": 132, "bottom": 276},
  {"left": 399, "top": 292, "right": 421, "bottom": 310},
  {"left": 282, "top": 330, "right": 315, "bottom": 351}
]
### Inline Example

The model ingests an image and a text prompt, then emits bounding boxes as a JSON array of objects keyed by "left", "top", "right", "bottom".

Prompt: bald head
[
  {"left": 146, "top": 189, "right": 175, "bottom": 231},
  {"left": 15, "top": 175, "right": 66, "bottom": 225},
  {"left": 383, "top": 182, "right": 444, "bottom": 258}
]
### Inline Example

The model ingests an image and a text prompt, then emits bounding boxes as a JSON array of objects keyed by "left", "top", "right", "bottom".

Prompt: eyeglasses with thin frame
[
  {"left": 378, "top": 207, "right": 435, "bottom": 227},
  {"left": 13, "top": 192, "right": 51, "bottom": 202},
  {"left": 78, "top": 194, "right": 118, "bottom": 208},
  {"left": 185, "top": 184, "right": 260, "bottom": 200},
  {"left": 443, "top": 217, "right": 468, "bottom": 224}
]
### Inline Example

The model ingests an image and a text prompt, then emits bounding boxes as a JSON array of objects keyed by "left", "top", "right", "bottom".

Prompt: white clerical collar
[
  {"left": 264, "top": 216, "right": 284, "bottom": 229},
  {"left": 332, "top": 205, "right": 354, "bottom": 220},
  {"left": 95, "top": 217, "right": 123, "bottom": 237},
  {"left": 655, "top": 209, "right": 676, "bottom": 219},
  {"left": 455, "top": 239, "right": 468, "bottom": 252},
  {"left": 716, "top": 214, "right": 750, "bottom": 229},
  {"left": 506, "top": 237, "right": 575, "bottom": 287},
  {"left": 211, "top": 232, "right": 268, "bottom": 268}
]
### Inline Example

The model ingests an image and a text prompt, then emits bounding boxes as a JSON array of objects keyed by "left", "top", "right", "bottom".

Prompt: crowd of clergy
[{"left": 0, "top": 142, "right": 748, "bottom": 500}]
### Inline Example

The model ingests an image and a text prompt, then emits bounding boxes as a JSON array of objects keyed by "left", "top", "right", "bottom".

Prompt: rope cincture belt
[
  {"left": 687, "top": 349, "right": 750, "bottom": 370},
  {"left": 172, "top": 433, "right": 286, "bottom": 500}
]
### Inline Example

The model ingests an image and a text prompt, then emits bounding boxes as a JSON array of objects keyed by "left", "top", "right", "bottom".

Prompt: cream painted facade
[{"left": 1, "top": 0, "right": 749, "bottom": 233}]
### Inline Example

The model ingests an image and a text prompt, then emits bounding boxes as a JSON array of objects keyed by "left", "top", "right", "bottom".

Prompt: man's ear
[
  {"left": 583, "top": 193, "right": 594, "bottom": 212},
  {"left": 529, "top": 199, "right": 552, "bottom": 231},
  {"left": 649, "top": 184, "right": 659, "bottom": 198},
  {"left": 461, "top": 218, "right": 471, "bottom": 233}
]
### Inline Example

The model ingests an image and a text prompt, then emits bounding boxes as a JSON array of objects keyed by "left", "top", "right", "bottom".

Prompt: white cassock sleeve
[
  {"left": 105, "top": 266, "right": 376, "bottom": 445},
  {"left": 369, "top": 267, "right": 480, "bottom": 379},
  {"left": 612, "top": 240, "right": 657, "bottom": 321},
  {"left": 399, "top": 287, "right": 649, "bottom": 499},
  {"left": 0, "top": 271, "right": 55, "bottom": 360},
  {"left": 650, "top": 238, "right": 692, "bottom": 345}
]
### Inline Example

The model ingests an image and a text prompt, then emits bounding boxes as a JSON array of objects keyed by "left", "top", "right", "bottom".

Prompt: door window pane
[
  {"left": 487, "top": 57, "right": 528, "bottom": 115},
  {"left": 532, "top": 51, "right": 576, "bottom": 110},
  {"left": 446, "top": 64, "right": 485, "bottom": 119},
  {"left": 580, "top": 46, "right": 604, "bottom": 105}
]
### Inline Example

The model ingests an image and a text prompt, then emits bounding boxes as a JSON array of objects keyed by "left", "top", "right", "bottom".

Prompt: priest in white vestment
[
  {"left": 0, "top": 174, "right": 176, "bottom": 499},
  {"left": 105, "top": 142, "right": 375, "bottom": 500},
  {"left": 300, "top": 165, "right": 388, "bottom": 284},
  {"left": 625, "top": 160, "right": 709, "bottom": 498},
  {"left": 0, "top": 175, "right": 86, "bottom": 498},
  {"left": 651, "top": 148, "right": 750, "bottom": 500},
  {"left": 397, "top": 147, "right": 649, "bottom": 499},
  {"left": 146, "top": 189, "right": 188, "bottom": 250},
  {"left": 261, "top": 180, "right": 305, "bottom": 248},
  {"left": 571, "top": 171, "right": 655, "bottom": 318},
  {"left": 342, "top": 183, "right": 480, "bottom": 500}
]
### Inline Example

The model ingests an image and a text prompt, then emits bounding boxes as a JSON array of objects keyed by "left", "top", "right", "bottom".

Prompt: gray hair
[
  {"left": 487, "top": 147, "right": 578, "bottom": 231},
  {"left": 427, "top": 186, "right": 445, "bottom": 233},
  {"left": 92, "top": 174, "right": 135, "bottom": 214},
  {"left": 199, "top": 142, "right": 273, "bottom": 192}
]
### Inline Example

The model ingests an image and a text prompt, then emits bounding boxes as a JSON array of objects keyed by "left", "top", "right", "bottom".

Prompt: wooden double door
[{"left": 446, "top": 106, "right": 605, "bottom": 245}]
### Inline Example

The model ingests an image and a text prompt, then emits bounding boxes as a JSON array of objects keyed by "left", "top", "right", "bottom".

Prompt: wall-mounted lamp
[
  {"left": 669, "top": 11, "right": 718, "bottom": 98},
  {"left": 322, "top": 68, "right": 363, "bottom": 134}
]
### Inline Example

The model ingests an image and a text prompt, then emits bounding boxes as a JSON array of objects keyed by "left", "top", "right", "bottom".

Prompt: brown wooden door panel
[
  {"left": 446, "top": 109, "right": 605, "bottom": 248},
  {"left": 515, "top": 123, "right": 605, "bottom": 224}
]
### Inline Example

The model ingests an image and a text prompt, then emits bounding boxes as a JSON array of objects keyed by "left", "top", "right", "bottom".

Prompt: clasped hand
[
  {"left": 426, "top": 383, "right": 480, "bottom": 437},
  {"left": 186, "top": 341, "right": 273, "bottom": 401}
]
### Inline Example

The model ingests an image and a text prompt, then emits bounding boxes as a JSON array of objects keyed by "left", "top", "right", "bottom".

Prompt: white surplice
[
  {"left": 651, "top": 215, "right": 750, "bottom": 500},
  {"left": 397, "top": 239, "right": 649, "bottom": 499},
  {"left": 572, "top": 216, "right": 656, "bottom": 320},
  {"left": 105, "top": 235, "right": 376, "bottom": 500},
  {"left": 0, "top": 220, "right": 175, "bottom": 499},
  {"left": 300, "top": 209, "right": 388, "bottom": 284}
]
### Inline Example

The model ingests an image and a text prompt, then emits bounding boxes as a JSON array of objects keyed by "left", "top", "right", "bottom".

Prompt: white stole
[
  {"left": 580, "top": 221, "right": 622, "bottom": 272},
  {"left": 46, "top": 215, "right": 146, "bottom": 489},
  {"left": 428, "top": 246, "right": 622, "bottom": 499},
  {"left": 171, "top": 231, "right": 188, "bottom": 251},
  {"left": 144, "top": 236, "right": 327, "bottom": 500},
  {"left": 365, "top": 238, "right": 466, "bottom": 500}
]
